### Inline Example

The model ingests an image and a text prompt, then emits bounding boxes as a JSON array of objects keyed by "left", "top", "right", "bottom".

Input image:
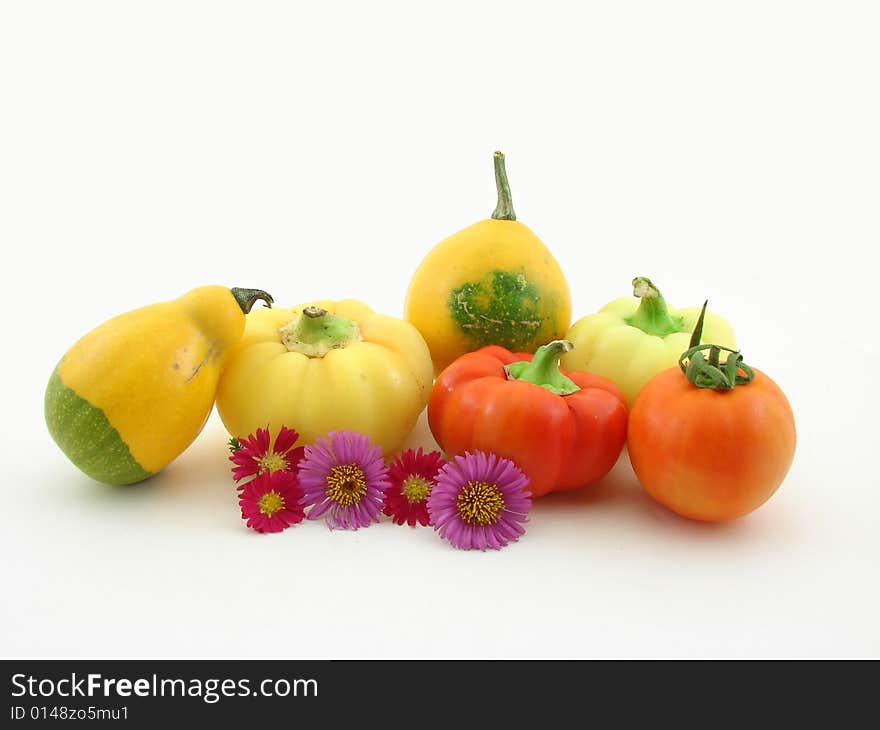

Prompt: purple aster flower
[
  {"left": 298, "top": 430, "right": 389, "bottom": 530},
  {"left": 427, "top": 451, "right": 531, "bottom": 551}
]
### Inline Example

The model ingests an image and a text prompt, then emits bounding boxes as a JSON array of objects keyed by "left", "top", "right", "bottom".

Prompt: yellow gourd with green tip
[
  {"left": 405, "top": 151, "right": 571, "bottom": 373},
  {"left": 45, "top": 286, "right": 273, "bottom": 485}
]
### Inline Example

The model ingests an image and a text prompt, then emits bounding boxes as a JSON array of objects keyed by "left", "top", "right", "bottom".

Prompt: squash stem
[
  {"left": 231, "top": 287, "right": 273, "bottom": 314},
  {"left": 491, "top": 151, "right": 517, "bottom": 221}
]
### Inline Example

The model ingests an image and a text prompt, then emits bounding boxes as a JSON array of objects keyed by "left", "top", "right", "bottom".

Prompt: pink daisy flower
[
  {"left": 238, "top": 469, "right": 304, "bottom": 533},
  {"left": 383, "top": 448, "right": 446, "bottom": 527},
  {"left": 229, "top": 426, "right": 304, "bottom": 485},
  {"left": 427, "top": 451, "right": 531, "bottom": 551},
  {"left": 298, "top": 431, "right": 389, "bottom": 530}
]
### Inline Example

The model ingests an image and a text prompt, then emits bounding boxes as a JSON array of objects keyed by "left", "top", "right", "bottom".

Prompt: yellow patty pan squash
[
  {"left": 561, "top": 277, "right": 736, "bottom": 406},
  {"left": 216, "top": 299, "right": 434, "bottom": 455},
  {"left": 405, "top": 151, "right": 571, "bottom": 373},
  {"left": 45, "top": 286, "right": 273, "bottom": 485}
]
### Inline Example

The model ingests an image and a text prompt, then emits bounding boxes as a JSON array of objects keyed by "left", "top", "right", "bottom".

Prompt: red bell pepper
[{"left": 428, "top": 340, "right": 628, "bottom": 497}]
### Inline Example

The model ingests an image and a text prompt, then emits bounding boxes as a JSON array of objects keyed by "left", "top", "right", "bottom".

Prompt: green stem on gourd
[
  {"left": 231, "top": 287, "right": 273, "bottom": 313},
  {"left": 678, "top": 300, "right": 754, "bottom": 390},
  {"left": 623, "top": 277, "right": 686, "bottom": 337},
  {"left": 279, "top": 306, "right": 362, "bottom": 358},
  {"left": 505, "top": 340, "right": 580, "bottom": 395},
  {"left": 491, "top": 151, "right": 517, "bottom": 221}
]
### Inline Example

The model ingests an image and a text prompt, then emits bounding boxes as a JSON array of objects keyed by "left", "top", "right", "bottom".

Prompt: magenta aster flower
[
  {"left": 427, "top": 451, "right": 531, "bottom": 551},
  {"left": 238, "top": 469, "right": 305, "bottom": 533},
  {"left": 298, "top": 431, "right": 389, "bottom": 530},
  {"left": 383, "top": 448, "right": 446, "bottom": 527},
  {"left": 229, "top": 426, "right": 304, "bottom": 485}
]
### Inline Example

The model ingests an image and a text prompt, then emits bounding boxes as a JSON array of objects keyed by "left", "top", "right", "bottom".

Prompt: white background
[{"left": 1, "top": 1, "right": 878, "bottom": 658}]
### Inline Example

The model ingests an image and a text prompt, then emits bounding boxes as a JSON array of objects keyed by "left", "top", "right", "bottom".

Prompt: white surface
[{"left": 1, "top": 1, "right": 878, "bottom": 658}]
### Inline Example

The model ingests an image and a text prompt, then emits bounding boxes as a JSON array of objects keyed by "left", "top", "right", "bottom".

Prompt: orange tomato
[{"left": 628, "top": 367, "right": 796, "bottom": 522}]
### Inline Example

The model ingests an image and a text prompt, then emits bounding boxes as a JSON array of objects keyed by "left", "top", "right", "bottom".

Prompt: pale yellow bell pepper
[
  {"left": 216, "top": 299, "right": 434, "bottom": 455},
  {"left": 561, "top": 277, "right": 736, "bottom": 406}
]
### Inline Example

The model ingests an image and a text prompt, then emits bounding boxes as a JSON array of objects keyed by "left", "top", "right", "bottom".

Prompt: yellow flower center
[
  {"left": 326, "top": 464, "right": 368, "bottom": 507},
  {"left": 402, "top": 476, "right": 431, "bottom": 503},
  {"left": 456, "top": 481, "right": 505, "bottom": 526},
  {"left": 258, "top": 452, "right": 289, "bottom": 474},
  {"left": 258, "top": 490, "right": 286, "bottom": 517}
]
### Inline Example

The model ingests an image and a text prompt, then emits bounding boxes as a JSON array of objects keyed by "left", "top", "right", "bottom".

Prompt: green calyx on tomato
[
  {"left": 505, "top": 339, "right": 581, "bottom": 395},
  {"left": 679, "top": 301, "right": 755, "bottom": 391}
]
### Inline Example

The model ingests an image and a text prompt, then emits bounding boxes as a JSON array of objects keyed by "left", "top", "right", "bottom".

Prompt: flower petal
[{"left": 273, "top": 425, "right": 300, "bottom": 455}]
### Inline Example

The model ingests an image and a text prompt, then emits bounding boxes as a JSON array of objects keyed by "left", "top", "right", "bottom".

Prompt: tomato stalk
[
  {"left": 624, "top": 277, "right": 686, "bottom": 337},
  {"left": 279, "top": 306, "right": 363, "bottom": 357},
  {"left": 491, "top": 151, "right": 517, "bottom": 221},
  {"left": 231, "top": 287, "right": 273, "bottom": 313},
  {"left": 679, "top": 300, "right": 755, "bottom": 390},
  {"left": 505, "top": 339, "right": 581, "bottom": 395}
]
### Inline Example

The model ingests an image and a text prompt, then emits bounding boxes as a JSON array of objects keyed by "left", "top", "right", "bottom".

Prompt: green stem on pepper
[
  {"left": 624, "top": 277, "right": 686, "bottom": 337},
  {"left": 279, "top": 306, "right": 362, "bottom": 358},
  {"left": 505, "top": 340, "right": 580, "bottom": 395}
]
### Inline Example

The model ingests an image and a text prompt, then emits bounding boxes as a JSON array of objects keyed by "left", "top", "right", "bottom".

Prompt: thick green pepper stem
[
  {"left": 491, "top": 151, "right": 517, "bottom": 221},
  {"left": 279, "top": 306, "right": 362, "bottom": 357},
  {"left": 624, "top": 277, "right": 685, "bottom": 337},
  {"left": 505, "top": 340, "right": 580, "bottom": 395},
  {"left": 231, "top": 287, "right": 273, "bottom": 313}
]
